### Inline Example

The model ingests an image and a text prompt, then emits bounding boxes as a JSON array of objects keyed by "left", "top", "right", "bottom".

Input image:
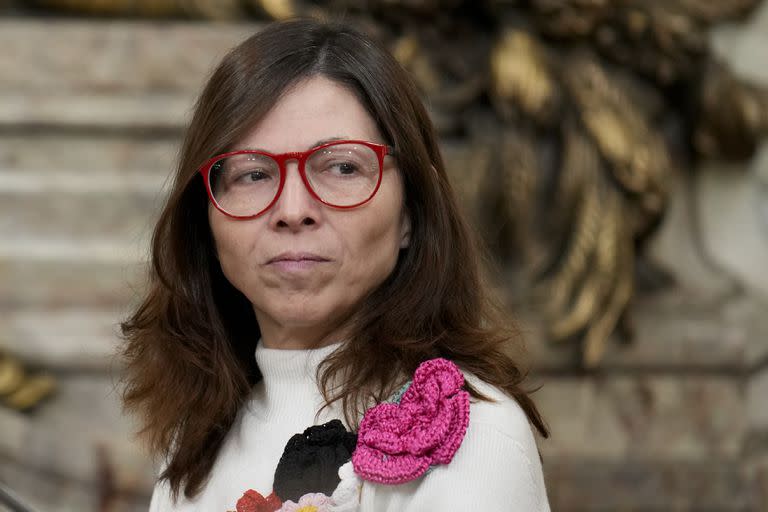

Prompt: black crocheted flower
[{"left": 273, "top": 419, "right": 358, "bottom": 502}]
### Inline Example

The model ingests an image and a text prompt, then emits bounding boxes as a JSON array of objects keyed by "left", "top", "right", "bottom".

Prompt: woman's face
[{"left": 209, "top": 75, "right": 410, "bottom": 349}]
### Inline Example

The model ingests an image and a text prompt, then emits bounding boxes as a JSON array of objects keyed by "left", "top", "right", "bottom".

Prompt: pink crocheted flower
[
  {"left": 351, "top": 358, "right": 470, "bottom": 484},
  {"left": 277, "top": 492, "right": 332, "bottom": 512}
]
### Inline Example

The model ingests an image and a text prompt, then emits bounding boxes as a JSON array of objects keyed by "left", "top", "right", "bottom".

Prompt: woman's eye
[
  {"left": 233, "top": 169, "right": 271, "bottom": 183},
  {"left": 330, "top": 162, "right": 359, "bottom": 175}
]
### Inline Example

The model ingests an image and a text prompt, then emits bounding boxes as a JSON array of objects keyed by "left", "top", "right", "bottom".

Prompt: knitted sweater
[{"left": 148, "top": 341, "right": 551, "bottom": 511}]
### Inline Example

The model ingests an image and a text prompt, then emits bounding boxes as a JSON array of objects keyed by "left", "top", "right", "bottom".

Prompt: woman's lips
[
  {"left": 269, "top": 259, "right": 328, "bottom": 272},
  {"left": 266, "top": 252, "right": 331, "bottom": 273}
]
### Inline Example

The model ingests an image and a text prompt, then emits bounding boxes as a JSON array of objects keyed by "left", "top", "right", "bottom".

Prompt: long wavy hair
[{"left": 119, "top": 18, "right": 549, "bottom": 501}]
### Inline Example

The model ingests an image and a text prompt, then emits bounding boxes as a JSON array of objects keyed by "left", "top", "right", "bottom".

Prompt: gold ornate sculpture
[
  {"left": 11, "top": 0, "right": 768, "bottom": 367},
  {"left": 373, "top": 0, "right": 768, "bottom": 366},
  {"left": 0, "top": 351, "right": 56, "bottom": 411}
]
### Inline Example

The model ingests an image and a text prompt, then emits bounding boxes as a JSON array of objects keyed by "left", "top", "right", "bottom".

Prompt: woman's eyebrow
[
  {"left": 237, "top": 136, "right": 349, "bottom": 153},
  {"left": 310, "top": 136, "right": 348, "bottom": 148}
]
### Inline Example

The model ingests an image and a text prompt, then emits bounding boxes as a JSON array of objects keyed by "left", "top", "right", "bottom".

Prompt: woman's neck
[{"left": 255, "top": 311, "right": 352, "bottom": 350}]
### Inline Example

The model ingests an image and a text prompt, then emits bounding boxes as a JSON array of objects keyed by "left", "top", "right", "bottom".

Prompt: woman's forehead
[{"left": 234, "top": 76, "right": 384, "bottom": 153}]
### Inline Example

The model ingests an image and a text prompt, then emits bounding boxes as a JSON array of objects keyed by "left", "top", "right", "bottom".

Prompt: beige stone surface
[
  {"left": 0, "top": 463, "right": 149, "bottom": 512},
  {"left": 1, "top": 308, "right": 127, "bottom": 370},
  {"left": 1, "top": 187, "right": 164, "bottom": 240},
  {"left": 645, "top": 168, "right": 745, "bottom": 297},
  {"left": 528, "top": 290, "right": 768, "bottom": 370},
  {"left": 674, "top": 0, "right": 768, "bottom": 299},
  {"left": 711, "top": 0, "right": 768, "bottom": 85},
  {"left": 536, "top": 375, "right": 746, "bottom": 460},
  {"left": 545, "top": 458, "right": 752, "bottom": 511},
  {"left": 0, "top": 375, "right": 155, "bottom": 500},
  {"left": 0, "top": 20, "right": 259, "bottom": 93},
  {"left": 0, "top": 134, "right": 179, "bottom": 173},
  {"left": 0, "top": 91, "right": 193, "bottom": 129},
  {"left": 0, "top": 19, "right": 260, "bottom": 129},
  {"left": 744, "top": 450, "right": 768, "bottom": 512},
  {"left": 696, "top": 158, "right": 768, "bottom": 299},
  {"left": 748, "top": 368, "right": 768, "bottom": 432},
  {"left": 0, "top": 258, "right": 147, "bottom": 308}
]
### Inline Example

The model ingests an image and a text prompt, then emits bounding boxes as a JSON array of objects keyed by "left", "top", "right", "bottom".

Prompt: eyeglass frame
[{"left": 198, "top": 139, "right": 396, "bottom": 220}]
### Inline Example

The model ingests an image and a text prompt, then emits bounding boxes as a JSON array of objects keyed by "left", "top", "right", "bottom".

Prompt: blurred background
[{"left": 1, "top": 1, "right": 767, "bottom": 510}]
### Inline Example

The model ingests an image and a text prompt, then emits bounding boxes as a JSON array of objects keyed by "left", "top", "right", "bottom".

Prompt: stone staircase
[
  {"left": 0, "top": 15, "right": 767, "bottom": 512},
  {"left": 0, "top": 19, "right": 259, "bottom": 511}
]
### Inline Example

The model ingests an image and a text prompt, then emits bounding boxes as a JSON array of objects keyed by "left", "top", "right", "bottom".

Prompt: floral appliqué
[
  {"left": 228, "top": 358, "right": 468, "bottom": 511},
  {"left": 275, "top": 461, "right": 362, "bottom": 511},
  {"left": 351, "top": 358, "right": 470, "bottom": 484},
  {"left": 273, "top": 420, "right": 357, "bottom": 502},
  {"left": 277, "top": 492, "right": 332, "bottom": 511},
  {"left": 232, "top": 489, "right": 282, "bottom": 512},
  {"left": 329, "top": 461, "right": 362, "bottom": 511}
]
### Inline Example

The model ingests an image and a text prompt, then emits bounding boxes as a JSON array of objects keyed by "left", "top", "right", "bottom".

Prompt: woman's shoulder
[
  {"left": 460, "top": 370, "right": 542, "bottom": 456},
  {"left": 356, "top": 362, "right": 550, "bottom": 510}
]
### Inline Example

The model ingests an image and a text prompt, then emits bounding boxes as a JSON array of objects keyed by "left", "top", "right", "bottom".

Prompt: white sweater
[{"left": 148, "top": 341, "right": 551, "bottom": 511}]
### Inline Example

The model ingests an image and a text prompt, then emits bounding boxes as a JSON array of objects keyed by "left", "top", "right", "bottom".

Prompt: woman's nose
[{"left": 269, "top": 161, "right": 319, "bottom": 230}]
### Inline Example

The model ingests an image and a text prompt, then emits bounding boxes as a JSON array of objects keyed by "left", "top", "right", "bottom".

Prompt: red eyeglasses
[{"left": 198, "top": 140, "right": 395, "bottom": 219}]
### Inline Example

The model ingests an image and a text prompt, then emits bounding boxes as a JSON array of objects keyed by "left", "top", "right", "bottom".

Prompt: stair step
[
  {"left": 0, "top": 257, "right": 146, "bottom": 308},
  {"left": 1, "top": 190, "right": 164, "bottom": 241},
  {"left": 0, "top": 238, "right": 148, "bottom": 263},
  {"left": 0, "top": 174, "right": 167, "bottom": 240},
  {"left": 0, "top": 170, "right": 167, "bottom": 194},
  {"left": 0, "top": 308, "right": 127, "bottom": 370},
  {"left": 0, "top": 19, "right": 259, "bottom": 128},
  {"left": 545, "top": 457, "right": 753, "bottom": 511},
  {"left": 0, "top": 374, "right": 155, "bottom": 498},
  {"left": 536, "top": 375, "right": 744, "bottom": 460},
  {"left": 0, "top": 19, "right": 257, "bottom": 93},
  {"left": 0, "top": 91, "right": 192, "bottom": 129},
  {"left": 0, "top": 133, "right": 179, "bottom": 174},
  {"left": 0, "top": 462, "right": 148, "bottom": 512}
]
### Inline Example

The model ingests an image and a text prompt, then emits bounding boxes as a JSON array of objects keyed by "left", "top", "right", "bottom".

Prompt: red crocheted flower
[
  {"left": 351, "top": 358, "right": 470, "bottom": 484},
  {"left": 235, "top": 489, "right": 282, "bottom": 512}
]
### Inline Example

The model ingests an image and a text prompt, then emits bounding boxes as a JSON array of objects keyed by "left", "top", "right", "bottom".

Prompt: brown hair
[{"left": 119, "top": 18, "right": 549, "bottom": 501}]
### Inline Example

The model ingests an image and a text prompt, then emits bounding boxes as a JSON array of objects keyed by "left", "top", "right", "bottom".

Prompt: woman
[{"left": 120, "top": 18, "right": 551, "bottom": 511}]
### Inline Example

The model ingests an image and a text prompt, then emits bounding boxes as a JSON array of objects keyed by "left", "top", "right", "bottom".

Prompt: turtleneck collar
[
  {"left": 254, "top": 339, "right": 345, "bottom": 381},
  {"left": 248, "top": 339, "right": 346, "bottom": 422}
]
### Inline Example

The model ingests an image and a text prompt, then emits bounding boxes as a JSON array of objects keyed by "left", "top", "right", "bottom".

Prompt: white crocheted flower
[{"left": 329, "top": 461, "right": 362, "bottom": 512}]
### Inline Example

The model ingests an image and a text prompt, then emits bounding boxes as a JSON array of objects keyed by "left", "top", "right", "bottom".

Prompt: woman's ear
[{"left": 399, "top": 210, "right": 411, "bottom": 249}]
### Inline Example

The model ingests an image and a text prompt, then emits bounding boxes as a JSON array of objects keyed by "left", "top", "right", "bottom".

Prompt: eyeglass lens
[{"left": 208, "top": 143, "right": 380, "bottom": 217}]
